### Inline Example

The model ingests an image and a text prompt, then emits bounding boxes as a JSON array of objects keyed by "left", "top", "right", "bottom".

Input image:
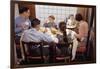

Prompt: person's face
[
  {"left": 24, "top": 10, "right": 30, "bottom": 18},
  {"left": 36, "top": 24, "right": 40, "bottom": 31},
  {"left": 48, "top": 17, "right": 54, "bottom": 23}
]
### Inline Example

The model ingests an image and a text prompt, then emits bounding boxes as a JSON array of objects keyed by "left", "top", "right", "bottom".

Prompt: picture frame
[{"left": 11, "top": 0, "right": 96, "bottom": 68}]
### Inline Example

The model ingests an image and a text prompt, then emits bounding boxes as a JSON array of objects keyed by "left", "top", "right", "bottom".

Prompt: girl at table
[{"left": 57, "top": 22, "right": 78, "bottom": 60}]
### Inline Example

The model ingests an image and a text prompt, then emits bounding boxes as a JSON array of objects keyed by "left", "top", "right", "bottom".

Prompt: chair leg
[
  {"left": 44, "top": 56, "right": 49, "bottom": 63},
  {"left": 64, "top": 57, "right": 70, "bottom": 63},
  {"left": 81, "top": 53, "right": 86, "bottom": 61}
]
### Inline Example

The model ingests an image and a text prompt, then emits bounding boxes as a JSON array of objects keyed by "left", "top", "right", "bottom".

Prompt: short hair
[
  {"left": 75, "top": 13, "right": 83, "bottom": 21},
  {"left": 31, "top": 18, "right": 40, "bottom": 27},
  {"left": 48, "top": 15, "right": 55, "bottom": 20},
  {"left": 19, "top": 7, "right": 29, "bottom": 14}
]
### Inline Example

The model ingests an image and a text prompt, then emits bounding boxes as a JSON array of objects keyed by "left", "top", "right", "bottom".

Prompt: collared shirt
[
  {"left": 21, "top": 28, "right": 54, "bottom": 43},
  {"left": 15, "top": 16, "right": 31, "bottom": 36}
]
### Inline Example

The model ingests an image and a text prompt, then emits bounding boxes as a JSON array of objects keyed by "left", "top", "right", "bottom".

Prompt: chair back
[{"left": 21, "top": 41, "right": 44, "bottom": 62}]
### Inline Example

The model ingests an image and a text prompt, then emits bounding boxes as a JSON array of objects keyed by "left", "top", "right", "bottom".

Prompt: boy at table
[{"left": 43, "top": 15, "right": 57, "bottom": 29}]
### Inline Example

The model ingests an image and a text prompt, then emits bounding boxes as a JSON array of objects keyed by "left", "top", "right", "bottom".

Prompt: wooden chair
[
  {"left": 54, "top": 29, "right": 72, "bottom": 63},
  {"left": 14, "top": 35, "right": 23, "bottom": 64},
  {"left": 55, "top": 43, "right": 72, "bottom": 63},
  {"left": 20, "top": 41, "right": 44, "bottom": 64},
  {"left": 56, "top": 55, "right": 70, "bottom": 63}
]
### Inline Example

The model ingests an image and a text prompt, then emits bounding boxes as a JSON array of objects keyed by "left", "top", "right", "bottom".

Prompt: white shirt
[{"left": 66, "top": 29, "right": 76, "bottom": 40}]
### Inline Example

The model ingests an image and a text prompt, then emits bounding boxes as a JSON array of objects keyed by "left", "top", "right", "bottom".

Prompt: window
[{"left": 35, "top": 5, "right": 77, "bottom": 26}]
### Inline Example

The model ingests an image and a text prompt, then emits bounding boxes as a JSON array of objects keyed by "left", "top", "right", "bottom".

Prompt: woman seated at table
[{"left": 56, "top": 21, "right": 78, "bottom": 60}]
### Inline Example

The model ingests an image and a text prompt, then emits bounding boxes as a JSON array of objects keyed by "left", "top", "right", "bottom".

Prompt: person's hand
[{"left": 21, "top": 23, "right": 29, "bottom": 30}]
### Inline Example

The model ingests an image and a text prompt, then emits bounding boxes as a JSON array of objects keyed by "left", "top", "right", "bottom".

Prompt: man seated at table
[
  {"left": 57, "top": 21, "right": 78, "bottom": 61},
  {"left": 21, "top": 18, "right": 60, "bottom": 62},
  {"left": 43, "top": 15, "right": 57, "bottom": 29}
]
